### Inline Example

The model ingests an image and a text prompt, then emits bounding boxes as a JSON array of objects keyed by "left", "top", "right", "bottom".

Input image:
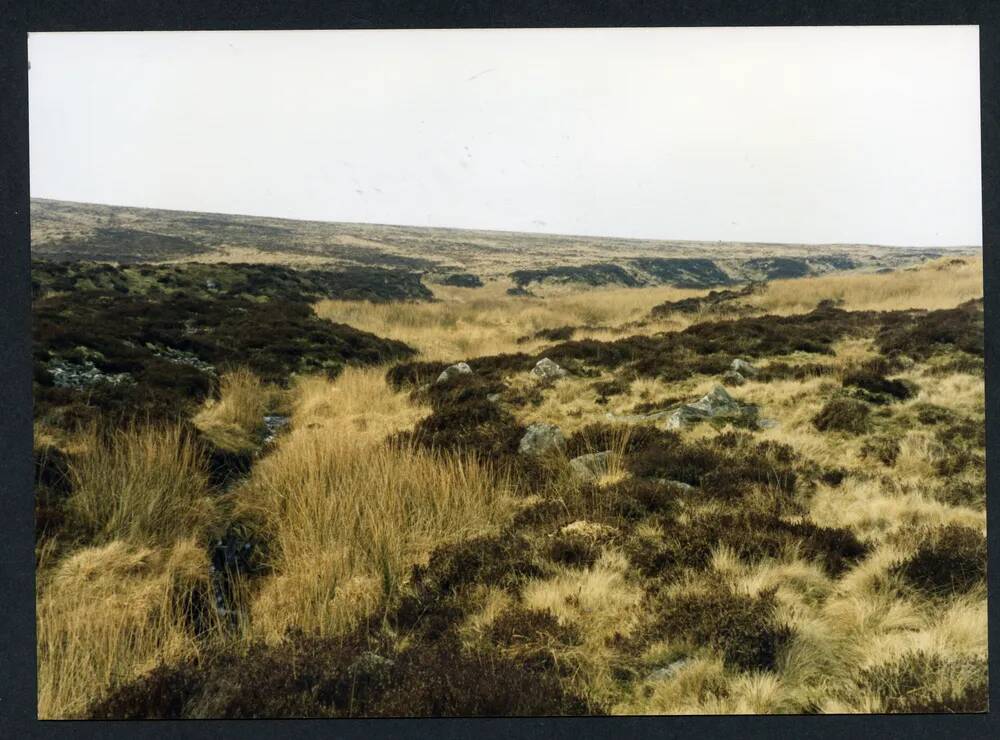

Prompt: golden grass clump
[
  {"left": 193, "top": 369, "right": 277, "bottom": 452},
  {"left": 66, "top": 424, "right": 217, "bottom": 546},
  {"left": 314, "top": 281, "right": 703, "bottom": 361},
  {"left": 36, "top": 538, "right": 212, "bottom": 719},
  {"left": 238, "top": 388, "right": 511, "bottom": 640},
  {"left": 747, "top": 256, "right": 983, "bottom": 315}
]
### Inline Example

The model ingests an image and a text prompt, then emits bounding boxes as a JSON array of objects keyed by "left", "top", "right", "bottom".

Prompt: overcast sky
[{"left": 29, "top": 27, "right": 981, "bottom": 246}]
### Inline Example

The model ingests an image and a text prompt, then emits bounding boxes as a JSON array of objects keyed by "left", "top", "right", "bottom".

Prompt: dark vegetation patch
[
  {"left": 889, "top": 524, "right": 986, "bottom": 597},
  {"left": 625, "top": 510, "right": 868, "bottom": 580},
  {"left": 856, "top": 652, "right": 987, "bottom": 713},
  {"left": 38, "top": 227, "right": 211, "bottom": 263},
  {"left": 842, "top": 370, "right": 915, "bottom": 404},
  {"left": 437, "top": 272, "right": 483, "bottom": 288},
  {"left": 88, "top": 627, "right": 592, "bottom": 718},
  {"left": 627, "top": 258, "right": 733, "bottom": 288},
  {"left": 626, "top": 430, "right": 799, "bottom": 501},
  {"left": 649, "top": 282, "right": 762, "bottom": 318},
  {"left": 875, "top": 299, "right": 984, "bottom": 361},
  {"left": 812, "top": 397, "right": 871, "bottom": 435},
  {"left": 395, "top": 374, "right": 525, "bottom": 461},
  {"left": 860, "top": 436, "right": 901, "bottom": 466},
  {"left": 34, "top": 444, "right": 73, "bottom": 541},
  {"left": 742, "top": 257, "right": 811, "bottom": 280},
  {"left": 590, "top": 377, "right": 631, "bottom": 399},
  {"left": 34, "top": 291, "right": 414, "bottom": 428},
  {"left": 652, "top": 582, "right": 794, "bottom": 672},
  {"left": 32, "top": 259, "right": 433, "bottom": 303},
  {"left": 544, "top": 533, "right": 601, "bottom": 569},
  {"left": 511, "top": 263, "right": 640, "bottom": 288},
  {"left": 488, "top": 607, "right": 584, "bottom": 672},
  {"left": 756, "top": 362, "right": 833, "bottom": 382}
]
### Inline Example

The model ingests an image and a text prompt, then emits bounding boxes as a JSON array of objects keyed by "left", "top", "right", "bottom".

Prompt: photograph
[{"left": 27, "top": 26, "right": 986, "bottom": 718}]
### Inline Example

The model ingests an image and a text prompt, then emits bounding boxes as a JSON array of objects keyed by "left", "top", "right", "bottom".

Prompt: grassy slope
[{"left": 35, "top": 256, "right": 986, "bottom": 717}]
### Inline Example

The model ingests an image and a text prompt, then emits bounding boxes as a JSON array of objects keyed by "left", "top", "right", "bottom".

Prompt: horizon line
[{"left": 29, "top": 196, "right": 983, "bottom": 252}]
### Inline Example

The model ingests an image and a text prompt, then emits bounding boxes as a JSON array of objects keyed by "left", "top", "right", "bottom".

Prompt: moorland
[{"left": 32, "top": 199, "right": 986, "bottom": 718}]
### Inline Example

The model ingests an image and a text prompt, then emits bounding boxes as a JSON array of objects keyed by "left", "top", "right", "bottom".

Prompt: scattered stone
[
  {"left": 731, "top": 358, "right": 759, "bottom": 377},
  {"left": 146, "top": 343, "right": 216, "bottom": 374},
  {"left": 653, "top": 479, "right": 696, "bottom": 493},
  {"left": 645, "top": 659, "right": 690, "bottom": 683},
  {"left": 518, "top": 423, "right": 567, "bottom": 456},
  {"left": 568, "top": 450, "right": 613, "bottom": 481},
  {"left": 261, "top": 414, "right": 290, "bottom": 445},
  {"left": 722, "top": 370, "right": 746, "bottom": 386},
  {"left": 46, "top": 358, "right": 133, "bottom": 390},
  {"left": 531, "top": 357, "right": 569, "bottom": 381},
  {"left": 436, "top": 362, "right": 473, "bottom": 384}
]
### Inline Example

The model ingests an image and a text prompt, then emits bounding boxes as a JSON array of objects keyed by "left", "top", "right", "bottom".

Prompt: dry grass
[
  {"left": 36, "top": 538, "right": 213, "bottom": 719},
  {"left": 747, "top": 257, "right": 983, "bottom": 314},
  {"left": 236, "top": 369, "right": 512, "bottom": 642},
  {"left": 314, "top": 281, "right": 702, "bottom": 361},
  {"left": 193, "top": 369, "right": 278, "bottom": 452},
  {"left": 66, "top": 424, "right": 218, "bottom": 546}
]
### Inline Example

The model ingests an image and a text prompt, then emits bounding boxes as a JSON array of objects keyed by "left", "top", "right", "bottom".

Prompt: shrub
[
  {"left": 860, "top": 436, "right": 901, "bottom": 466},
  {"left": 890, "top": 524, "right": 986, "bottom": 596},
  {"left": 857, "top": 651, "right": 987, "bottom": 713},
  {"left": 545, "top": 533, "right": 601, "bottom": 569},
  {"left": 812, "top": 397, "right": 871, "bottom": 434},
  {"left": 654, "top": 582, "right": 794, "bottom": 672},
  {"left": 842, "top": 371, "right": 915, "bottom": 403}
]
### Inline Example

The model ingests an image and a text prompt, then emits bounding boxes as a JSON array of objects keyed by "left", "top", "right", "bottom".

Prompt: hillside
[{"left": 30, "top": 199, "right": 974, "bottom": 289}]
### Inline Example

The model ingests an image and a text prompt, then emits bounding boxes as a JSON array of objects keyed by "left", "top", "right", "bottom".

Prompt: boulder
[
  {"left": 531, "top": 357, "right": 568, "bottom": 381},
  {"left": 518, "top": 423, "right": 567, "bottom": 456},
  {"left": 722, "top": 370, "right": 746, "bottom": 386},
  {"left": 568, "top": 450, "right": 613, "bottom": 481},
  {"left": 436, "top": 362, "right": 473, "bottom": 384},
  {"left": 731, "top": 358, "right": 759, "bottom": 377},
  {"left": 666, "top": 384, "right": 758, "bottom": 430}
]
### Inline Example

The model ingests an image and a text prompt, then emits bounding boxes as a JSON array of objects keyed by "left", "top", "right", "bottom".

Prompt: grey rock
[
  {"left": 666, "top": 384, "right": 758, "bottom": 430},
  {"left": 645, "top": 658, "right": 690, "bottom": 683},
  {"left": 486, "top": 393, "right": 502, "bottom": 403},
  {"left": 518, "top": 423, "right": 567, "bottom": 456},
  {"left": 46, "top": 358, "right": 134, "bottom": 390},
  {"left": 531, "top": 357, "right": 568, "bottom": 381},
  {"left": 261, "top": 414, "right": 290, "bottom": 444},
  {"left": 436, "top": 362, "right": 473, "bottom": 384},
  {"left": 722, "top": 370, "right": 746, "bottom": 386},
  {"left": 731, "top": 358, "right": 759, "bottom": 377},
  {"left": 569, "top": 450, "right": 613, "bottom": 481},
  {"left": 757, "top": 418, "right": 780, "bottom": 429},
  {"left": 653, "top": 478, "right": 696, "bottom": 493}
]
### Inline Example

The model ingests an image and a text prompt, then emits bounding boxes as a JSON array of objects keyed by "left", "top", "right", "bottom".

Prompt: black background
[{"left": 2, "top": 1, "right": 997, "bottom": 737}]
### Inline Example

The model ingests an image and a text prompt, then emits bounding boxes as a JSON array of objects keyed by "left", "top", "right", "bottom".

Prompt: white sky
[{"left": 28, "top": 27, "right": 982, "bottom": 246}]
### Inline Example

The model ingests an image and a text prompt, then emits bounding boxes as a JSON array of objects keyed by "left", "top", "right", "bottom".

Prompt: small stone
[
  {"left": 722, "top": 370, "right": 746, "bottom": 386},
  {"left": 731, "top": 358, "right": 759, "bottom": 377}
]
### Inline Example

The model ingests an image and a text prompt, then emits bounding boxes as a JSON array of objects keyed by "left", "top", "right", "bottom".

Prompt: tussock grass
[
  {"left": 747, "top": 257, "right": 983, "bottom": 314},
  {"left": 66, "top": 424, "right": 217, "bottom": 546},
  {"left": 315, "top": 281, "right": 702, "bottom": 361},
  {"left": 36, "top": 538, "right": 213, "bottom": 719},
  {"left": 193, "top": 369, "right": 277, "bottom": 451},
  {"left": 237, "top": 372, "right": 511, "bottom": 640}
]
